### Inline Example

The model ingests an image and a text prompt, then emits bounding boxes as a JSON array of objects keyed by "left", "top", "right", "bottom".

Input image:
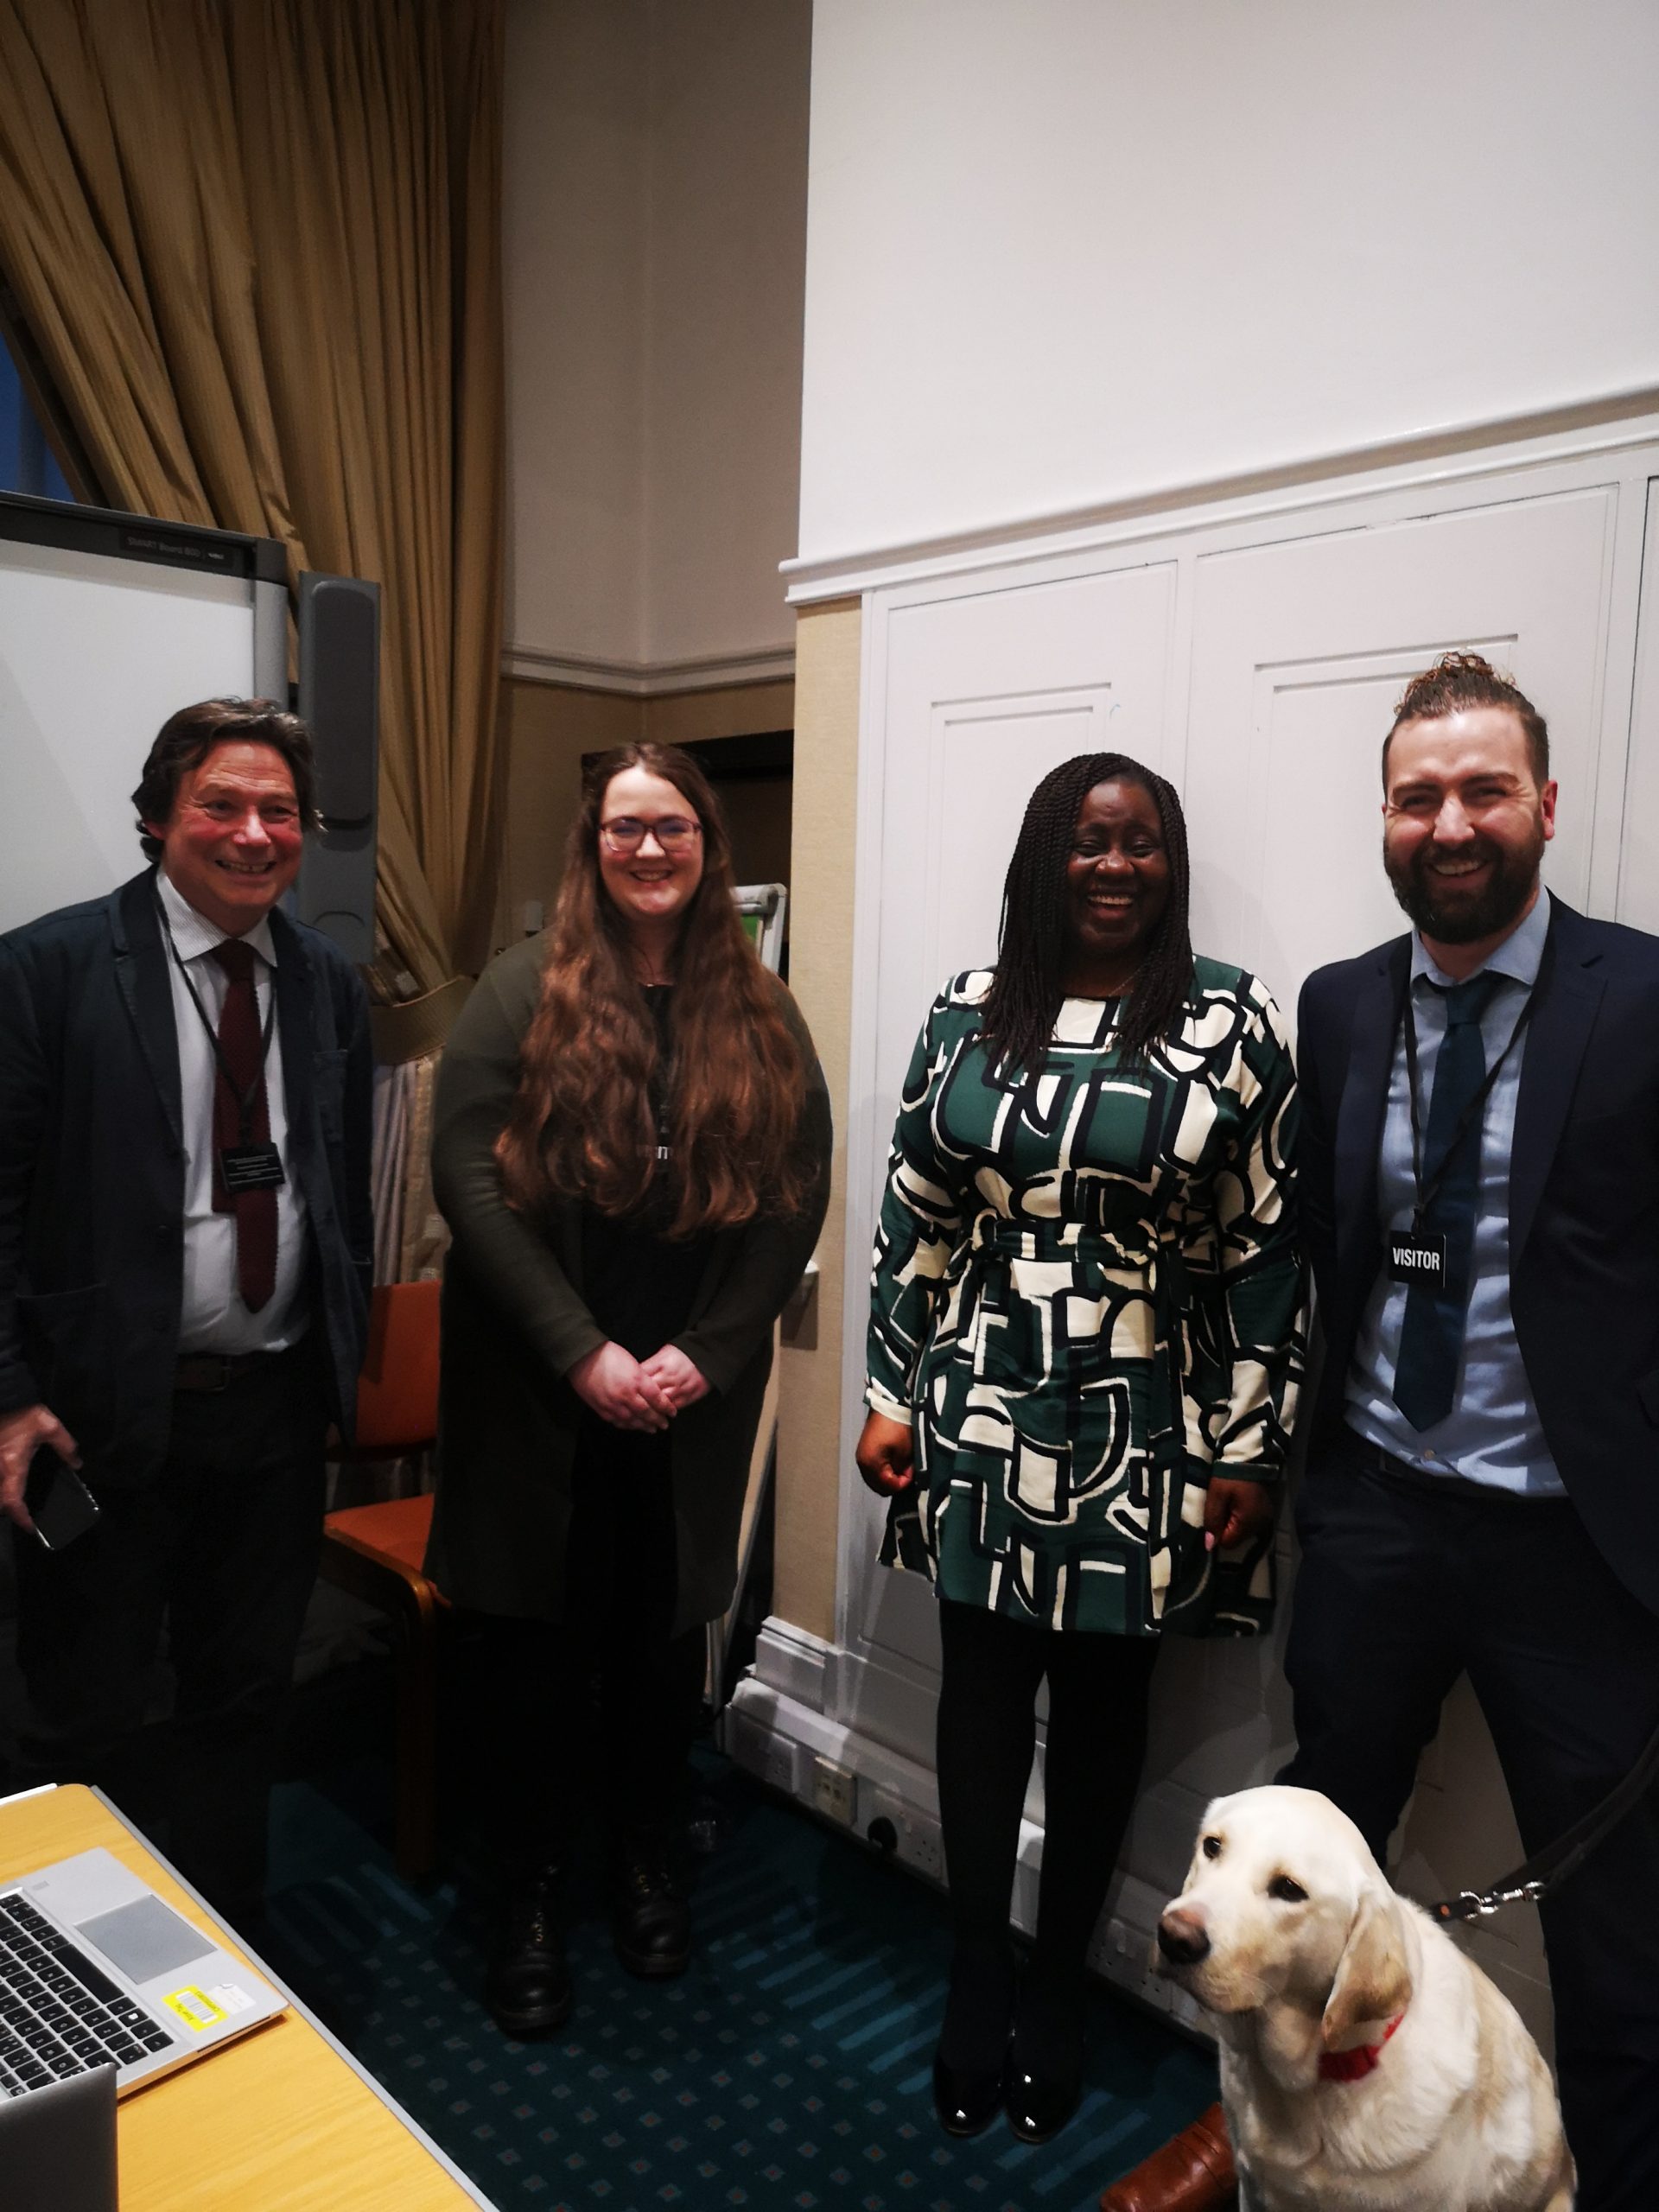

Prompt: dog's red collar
[{"left": 1318, "top": 2012, "right": 1404, "bottom": 2083}]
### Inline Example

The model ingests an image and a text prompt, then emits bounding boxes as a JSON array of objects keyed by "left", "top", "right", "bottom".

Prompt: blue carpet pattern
[{"left": 264, "top": 1757, "right": 1216, "bottom": 2211}]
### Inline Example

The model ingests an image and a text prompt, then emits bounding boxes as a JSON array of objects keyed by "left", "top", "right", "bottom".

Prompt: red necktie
[{"left": 209, "top": 939, "right": 277, "bottom": 1313}]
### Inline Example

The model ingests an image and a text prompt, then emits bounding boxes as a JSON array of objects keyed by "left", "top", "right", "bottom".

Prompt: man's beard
[{"left": 1384, "top": 826, "right": 1545, "bottom": 944}]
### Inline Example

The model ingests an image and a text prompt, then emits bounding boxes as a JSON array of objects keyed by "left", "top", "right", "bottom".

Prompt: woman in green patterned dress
[{"left": 855, "top": 753, "right": 1301, "bottom": 2145}]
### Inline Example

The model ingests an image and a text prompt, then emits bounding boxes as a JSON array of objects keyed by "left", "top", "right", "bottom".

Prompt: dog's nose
[{"left": 1156, "top": 1906, "right": 1211, "bottom": 1966}]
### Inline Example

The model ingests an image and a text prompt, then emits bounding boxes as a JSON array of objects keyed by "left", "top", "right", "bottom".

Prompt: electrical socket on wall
[
  {"left": 810, "top": 1756, "right": 858, "bottom": 1827},
  {"left": 860, "top": 1784, "right": 948, "bottom": 1888}
]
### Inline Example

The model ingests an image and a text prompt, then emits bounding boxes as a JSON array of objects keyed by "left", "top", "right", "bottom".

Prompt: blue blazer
[
  {"left": 0, "top": 869, "right": 373, "bottom": 1485},
  {"left": 1297, "top": 897, "right": 1659, "bottom": 1617}
]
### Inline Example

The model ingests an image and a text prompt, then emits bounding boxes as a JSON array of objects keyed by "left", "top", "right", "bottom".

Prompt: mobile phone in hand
[{"left": 25, "top": 1449, "right": 100, "bottom": 1550}]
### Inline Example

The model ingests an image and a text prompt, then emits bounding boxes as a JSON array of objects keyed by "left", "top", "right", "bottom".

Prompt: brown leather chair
[{"left": 319, "top": 1280, "right": 445, "bottom": 1879}]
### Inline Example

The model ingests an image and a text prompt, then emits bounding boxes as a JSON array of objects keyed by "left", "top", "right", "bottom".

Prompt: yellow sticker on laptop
[{"left": 162, "top": 1985, "right": 227, "bottom": 2032}]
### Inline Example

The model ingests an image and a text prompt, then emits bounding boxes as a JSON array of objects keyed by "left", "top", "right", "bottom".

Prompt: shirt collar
[
  {"left": 1412, "top": 885, "right": 1550, "bottom": 994},
  {"left": 156, "top": 865, "right": 277, "bottom": 970}
]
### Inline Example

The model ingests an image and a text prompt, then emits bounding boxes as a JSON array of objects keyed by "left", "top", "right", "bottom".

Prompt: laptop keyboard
[{"left": 0, "top": 1892, "right": 173, "bottom": 2097}]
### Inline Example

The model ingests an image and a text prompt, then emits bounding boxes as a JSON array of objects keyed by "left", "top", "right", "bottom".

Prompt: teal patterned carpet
[{"left": 263, "top": 1754, "right": 1217, "bottom": 2212}]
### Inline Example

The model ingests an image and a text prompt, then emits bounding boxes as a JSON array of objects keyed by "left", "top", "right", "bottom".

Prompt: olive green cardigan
[{"left": 423, "top": 937, "right": 831, "bottom": 1633}]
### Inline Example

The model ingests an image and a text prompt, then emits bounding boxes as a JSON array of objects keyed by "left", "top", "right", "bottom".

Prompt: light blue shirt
[{"left": 1346, "top": 889, "right": 1564, "bottom": 1497}]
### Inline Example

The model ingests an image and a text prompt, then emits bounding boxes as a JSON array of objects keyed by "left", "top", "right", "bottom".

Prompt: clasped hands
[
  {"left": 569, "top": 1340, "right": 709, "bottom": 1433},
  {"left": 854, "top": 1409, "right": 1274, "bottom": 1549}
]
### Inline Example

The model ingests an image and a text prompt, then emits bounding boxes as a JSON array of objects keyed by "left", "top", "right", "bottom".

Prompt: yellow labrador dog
[{"left": 1156, "top": 1786, "right": 1573, "bottom": 2212}]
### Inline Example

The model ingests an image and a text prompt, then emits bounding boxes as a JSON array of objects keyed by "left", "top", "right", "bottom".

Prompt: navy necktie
[{"left": 1391, "top": 971, "right": 1503, "bottom": 1432}]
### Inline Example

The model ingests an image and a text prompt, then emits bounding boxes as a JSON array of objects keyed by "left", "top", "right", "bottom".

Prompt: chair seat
[{"left": 322, "top": 1491, "right": 441, "bottom": 1590}]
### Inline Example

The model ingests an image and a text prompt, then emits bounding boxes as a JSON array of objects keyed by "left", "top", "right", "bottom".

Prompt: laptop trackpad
[{"left": 76, "top": 1896, "right": 215, "bottom": 1981}]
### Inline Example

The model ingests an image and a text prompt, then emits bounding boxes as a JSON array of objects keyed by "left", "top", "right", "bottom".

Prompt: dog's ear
[{"left": 1321, "top": 1891, "right": 1412, "bottom": 2049}]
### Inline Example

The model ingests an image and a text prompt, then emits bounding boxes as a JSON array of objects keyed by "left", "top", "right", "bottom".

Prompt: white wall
[
  {"left": 504, "top": 0, "right": 810, "bottom": 674},
  {"left": 798, "top": 0, "right": 1659, "bottom": 567}
]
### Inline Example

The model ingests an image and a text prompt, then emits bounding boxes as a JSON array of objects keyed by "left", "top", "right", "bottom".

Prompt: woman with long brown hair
[{"left": 426, "top": 741, "right": 830, "bottom": 2037}]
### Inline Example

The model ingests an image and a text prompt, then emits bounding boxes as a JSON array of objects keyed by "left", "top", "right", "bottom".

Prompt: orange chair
[{"left": 319, "top": 1280, "right": 446, "bottom": 1879}]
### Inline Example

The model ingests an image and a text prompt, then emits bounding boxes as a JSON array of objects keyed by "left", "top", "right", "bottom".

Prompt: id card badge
[
  {"left": 1388, "top": 1228, "right": 1446, "bottom": 1285},
  {"left": 220, "top": 1143, "right": 285, "bottom": 1194}
]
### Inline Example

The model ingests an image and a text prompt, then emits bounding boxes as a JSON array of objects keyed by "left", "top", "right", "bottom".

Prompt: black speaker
[{"left": 296, "top": 571, "right": 380, "bottom": 964}]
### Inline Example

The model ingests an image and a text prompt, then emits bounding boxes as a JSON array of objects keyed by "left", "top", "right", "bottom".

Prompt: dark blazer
[
  {"left": 1298, "top": 895, "right": 1659, "bottom": 1615},
  {"left": 424, "top": 936, "right": 832, "bottom": 1636},
  {"left": 0, "top": 869, "right": 374, "bottom": 1482}
]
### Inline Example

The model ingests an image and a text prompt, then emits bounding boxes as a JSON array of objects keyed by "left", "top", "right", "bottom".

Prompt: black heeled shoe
[
  {"left": 932, "top": 2047, "right": 1007, "bottom": 2137},
  {"left": 486, "top": 1865, "right": 572, "bottom": 2037},
  {"left": 932, "top": 1937, "right": 1015, "bottom": 2136},
  {"left": 1005, "top": 1979, "right": 1084, "bottom": 2144}
]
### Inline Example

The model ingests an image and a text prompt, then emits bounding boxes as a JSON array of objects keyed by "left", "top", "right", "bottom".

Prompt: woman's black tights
[{"left": 934, "top": 1599, "right": 1159, "bottom": 2068}]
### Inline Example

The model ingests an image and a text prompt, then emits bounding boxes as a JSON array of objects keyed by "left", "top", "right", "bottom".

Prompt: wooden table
[{"left": 0, "top": 1784, "right": 491, "bottom": 2210}]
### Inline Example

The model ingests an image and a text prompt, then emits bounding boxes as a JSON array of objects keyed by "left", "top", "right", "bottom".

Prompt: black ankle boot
[
  {"left": 486, "top": 1866, "right": 571, "bottom": 2037},
  {"left": 610, "top": 1829, "right": 690, "bottom": 1979}
]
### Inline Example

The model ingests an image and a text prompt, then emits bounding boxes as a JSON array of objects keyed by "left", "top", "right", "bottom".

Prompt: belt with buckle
[{"left": 173, "top": 1351, "right": 278, "bottom": 1393}]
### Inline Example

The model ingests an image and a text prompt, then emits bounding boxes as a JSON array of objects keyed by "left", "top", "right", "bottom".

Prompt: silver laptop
[{"left": 0, "top": 1846, "right": 286, "bottom": 2099}]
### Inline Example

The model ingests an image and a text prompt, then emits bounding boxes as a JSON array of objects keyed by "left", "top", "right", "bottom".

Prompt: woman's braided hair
[{"left": 977, "top": 753, "right": 1194, "bottom": 1078}]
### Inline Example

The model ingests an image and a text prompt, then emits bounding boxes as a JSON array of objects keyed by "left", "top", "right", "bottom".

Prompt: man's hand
[
  {"left": 569, "top": 1342, "right": 677, "bottom": 1433},
  {"left": 855, "top": 1409, "right": 916, "bottom": 1496},
  {"left": 640, "top": 1344, "right": 710, "bottom": 1411},
  {"left": 1204, "top": 1473, "right": 1274, "bottom": 1552},
  {"left": 0, "top": 1404, "right": 79, "bottom": 1534}
]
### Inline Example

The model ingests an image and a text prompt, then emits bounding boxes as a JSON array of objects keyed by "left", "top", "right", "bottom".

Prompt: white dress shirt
[{"left": 156, "top": 868, "right": 309, "bottom": 1352}]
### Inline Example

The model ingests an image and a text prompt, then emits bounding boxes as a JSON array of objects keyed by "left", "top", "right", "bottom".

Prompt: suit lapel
[
  {"left": 1333, "top": 939, "right": 1408, "bottom": 1287},
  {"left": 112, "top": 873, "right": 183, "bottom": 1147},
  {"left": 270, "top": 908, "right": 319, "bottom": 1187},
  {"left": 1510, "top": 903, "right": 1604, "bottom": 1263}
]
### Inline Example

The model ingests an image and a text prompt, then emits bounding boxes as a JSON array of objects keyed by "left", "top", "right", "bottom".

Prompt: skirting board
[{"left": 721, "top": 1618, "right": 1213, "bottom": 2044}]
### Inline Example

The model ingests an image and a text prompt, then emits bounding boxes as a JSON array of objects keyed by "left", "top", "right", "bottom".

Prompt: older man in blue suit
[{"left": 0, "top": 698, "right": 372, "bottom": 1925}]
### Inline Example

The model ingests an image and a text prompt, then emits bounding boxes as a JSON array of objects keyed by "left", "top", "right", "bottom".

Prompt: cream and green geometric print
[{"left": 865, "top": 962, "right": 1303, "bottom": 1637}]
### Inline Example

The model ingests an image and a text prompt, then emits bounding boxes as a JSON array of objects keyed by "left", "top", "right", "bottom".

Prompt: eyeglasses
[{"left": 600, "top": 816, "right": 702, "bottom": 855}]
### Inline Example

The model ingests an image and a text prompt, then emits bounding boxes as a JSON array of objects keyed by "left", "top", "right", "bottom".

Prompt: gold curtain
[{"left": 0, "top": 0, "right": 505, "bottom": 987}]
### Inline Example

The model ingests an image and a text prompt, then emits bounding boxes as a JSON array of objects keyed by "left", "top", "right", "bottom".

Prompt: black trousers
[
  {"left": 11, "top": 1340, "right": 329, "bottom": 1925},
  {"left": 935, "top": 1599, "right": 1160, "bottom": 1984},
  {"left": 1282, "top": 1427, "right": 1659, "bottom": 2212},
  {"left": 480, "top": 1415, "right": 706, "bottom": 1876}
]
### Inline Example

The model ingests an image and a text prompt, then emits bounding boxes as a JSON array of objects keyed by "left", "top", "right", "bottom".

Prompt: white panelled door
[
  {"left": 1184, "top": 488, "right": 1618, "bottom": 1014},
  {"left": 837, "top": 560, "right": 1177, "bottom": 1762}
]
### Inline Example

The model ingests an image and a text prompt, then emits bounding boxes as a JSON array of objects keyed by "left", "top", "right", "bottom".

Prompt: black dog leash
[{"left": 1426, "top": 1717, "right": 1659, "bottom": 1923}]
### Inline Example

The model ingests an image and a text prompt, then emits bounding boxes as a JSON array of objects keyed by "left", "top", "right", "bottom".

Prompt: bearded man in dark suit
[
  {"left": 0, "top": 698, "right": 372, "bottom": 1925},
  {"left": 1106, "top": 653, "right": 1659, "bottom": 2212}
]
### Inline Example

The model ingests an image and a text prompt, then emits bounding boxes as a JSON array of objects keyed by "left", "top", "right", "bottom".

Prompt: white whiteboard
[{"left": 0, "top": 533, "right": 269, "bottom": 935}]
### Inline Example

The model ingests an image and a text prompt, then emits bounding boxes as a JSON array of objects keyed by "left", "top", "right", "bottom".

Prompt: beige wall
[
  {"left": 504, "top": 0, "right": 809, "bottom": 676},
  {"left": 772, "top": 600, "right": 861, "bottom": 1643},
  {"left": 642, "top": 0, "right": 810, "bottom": 666},
  {"left": 504, "top": 0, "right": 647, "bottom": 666},
  {"left": 491, "top": 674, "right": 797, "bottom": 957}
]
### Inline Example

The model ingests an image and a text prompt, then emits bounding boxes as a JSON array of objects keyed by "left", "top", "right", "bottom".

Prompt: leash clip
[
  {"left": 1494, "top": 1878, "right": 1548, "bottom": 1909},
  {"left": 1447, "top": 1878, "right": 1547, "bottom": 1922}
]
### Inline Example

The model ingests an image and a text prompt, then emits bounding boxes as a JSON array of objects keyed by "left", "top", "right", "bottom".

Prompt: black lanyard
[
  {"left": 1400, "top": 979, "right": 1533, "bottom": 1232},
  {"left": 156, "top": 895, "right": 277, "bottom": 1144}
]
